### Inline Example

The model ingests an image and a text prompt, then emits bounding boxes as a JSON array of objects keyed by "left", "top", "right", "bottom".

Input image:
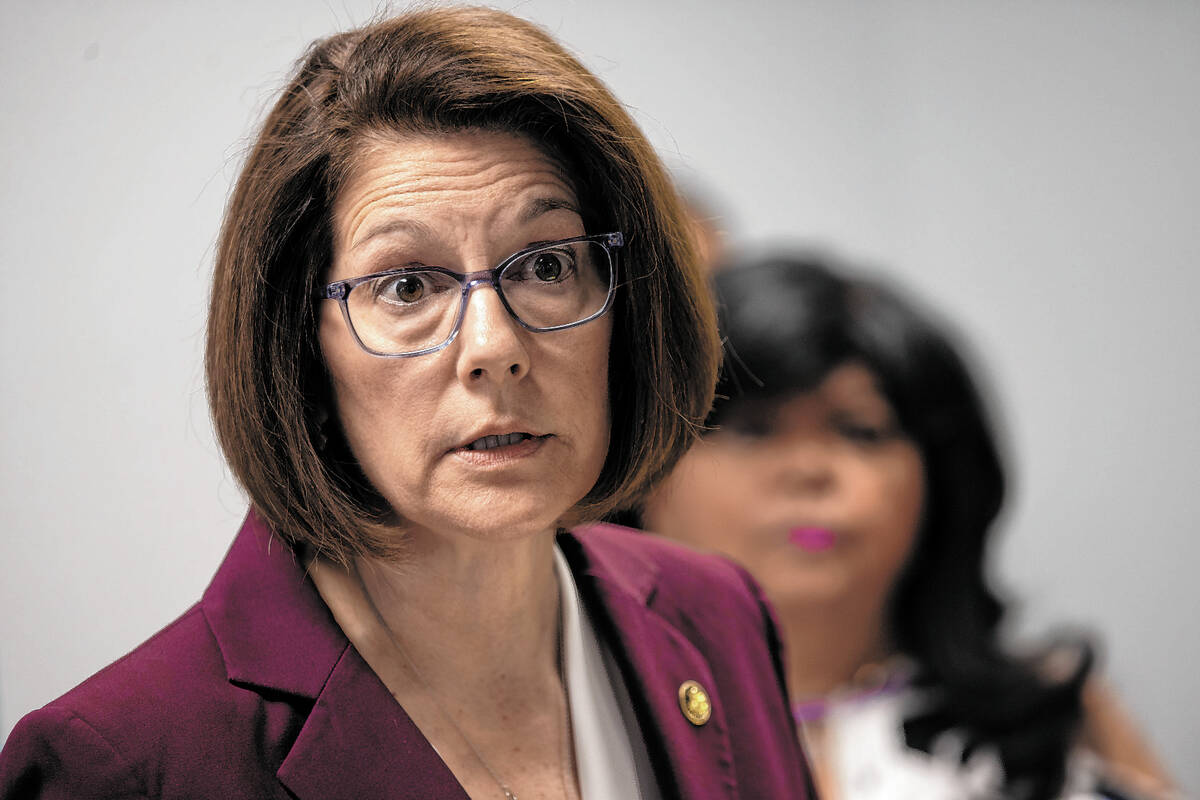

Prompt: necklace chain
[{"left": 357, "top": 564, "right": 572, "bottom": 800}]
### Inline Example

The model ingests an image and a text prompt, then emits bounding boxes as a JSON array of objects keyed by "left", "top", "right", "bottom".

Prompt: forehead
[
  {"left": 767, "top": 362, "right": 893, "bottom": 420},
  {"left": 818, "top": 362, "right": 887, "bottom": 403},
  {"left": 332, "top": 130, "right": 579, "bottom": 247}
]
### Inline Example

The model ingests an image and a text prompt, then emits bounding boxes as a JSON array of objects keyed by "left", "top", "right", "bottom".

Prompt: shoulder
[
  {"left": 1, "top": 605, "right": 218, "bottom": 796},
  {"left": 0, "top": 704, "right": 148, "bottom": 799},
  {"left": 0, "top": 604, "right": 295, "bottom": 797},
  {"left": 38, "top": 604, "right": 224, "bottom": 723},
  {"left": 40, "top": 604, "right": 230, "bottom": 733}
]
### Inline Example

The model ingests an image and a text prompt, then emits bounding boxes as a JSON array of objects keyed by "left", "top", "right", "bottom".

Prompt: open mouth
[{"left": 465, "top": 432, "right": 537, "bottom": 451}]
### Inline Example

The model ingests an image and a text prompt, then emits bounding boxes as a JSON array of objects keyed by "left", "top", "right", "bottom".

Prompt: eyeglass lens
[{"left": 345, "top": 239, "right": 612, "bottom": 355}]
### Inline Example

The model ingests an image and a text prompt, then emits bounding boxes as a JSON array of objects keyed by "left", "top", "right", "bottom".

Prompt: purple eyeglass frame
[{"left": 317, "top": 232, "right": 623, "bottom": 358}]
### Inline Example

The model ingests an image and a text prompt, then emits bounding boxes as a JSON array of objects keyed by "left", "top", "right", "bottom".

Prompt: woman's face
[
  {"left": 319, "top": 130, "right": 613, "bottom": 546},
  {"left": 643, "top": 362, "right": 924, "bottom": 613}
]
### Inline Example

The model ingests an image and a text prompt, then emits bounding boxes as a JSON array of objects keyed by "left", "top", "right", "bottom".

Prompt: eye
[
  {"left": 837, "top": 423, "right": 888, "bottom": 443},
  {"left": 508, "top": 246, "right": 577, "bottom": 284},
  {"left": 389, "top": 275, "right": 425, "bottom": 303},
  {"left": 726, "top": 416, "right": 775, "bottom": 439},
  {"left": 370, "top": 272, "right": 451, "bottom": 306},
  {"left": 833, "top": 417, "right": 904, "bottom": 446},
  {"left": 719, "top": 404, "right": 779, "bottom": 440},
  {"left": 533, "top": 252, "right": 565, "bottom": 282}
]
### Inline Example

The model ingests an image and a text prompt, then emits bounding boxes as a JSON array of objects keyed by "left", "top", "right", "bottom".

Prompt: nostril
[
  {"left": 509, "top": 363, "right": 519, "bottom": 375},
  {"left": 471, "top": 367, "right": 483, "bottom": 378}
]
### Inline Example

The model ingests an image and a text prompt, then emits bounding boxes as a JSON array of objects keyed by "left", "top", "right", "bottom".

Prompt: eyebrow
[
  {"left": 350, "top": 218, "right": 433, "bottom": 252},
  {"left": 520, "top": 196, "right": 581, "bottom": 222},
  {"left": 351, "top": 196, "right": 581, "bottom": 252}
]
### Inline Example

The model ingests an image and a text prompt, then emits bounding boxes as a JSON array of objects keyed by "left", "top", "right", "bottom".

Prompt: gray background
[{"left": 2, "top": 0, "right": 1197, "bottom": 790}]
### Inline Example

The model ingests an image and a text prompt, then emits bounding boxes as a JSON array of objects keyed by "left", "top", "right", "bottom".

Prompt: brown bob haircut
[{"left": 206, "top": 6, "right": 719, "bottom": 564}]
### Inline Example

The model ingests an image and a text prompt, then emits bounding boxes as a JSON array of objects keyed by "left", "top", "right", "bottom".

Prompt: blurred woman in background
[{"left": 640, "top": 254, "right": 1177, "bottom": 800}]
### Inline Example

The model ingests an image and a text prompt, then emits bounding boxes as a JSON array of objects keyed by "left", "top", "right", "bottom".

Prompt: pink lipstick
[{"left": 789, "top": 527, "right": 837, "bottom": 553}]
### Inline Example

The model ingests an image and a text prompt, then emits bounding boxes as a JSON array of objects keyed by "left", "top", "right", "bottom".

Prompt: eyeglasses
[{"left": 318, "top": 232, "right": 622, "bottom": 358}]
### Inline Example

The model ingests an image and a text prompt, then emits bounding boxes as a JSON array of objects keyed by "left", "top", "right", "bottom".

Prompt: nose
[
  {"left": 772, "top": 439, "right": 836, "bottom": 497},
  {"left": 454, "top": 282, "right": 530, "bottom": 384}
]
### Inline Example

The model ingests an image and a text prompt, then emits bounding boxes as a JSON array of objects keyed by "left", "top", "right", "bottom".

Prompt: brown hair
[{"left": 205, "top": 6, "right": 719, "bottom": 564}]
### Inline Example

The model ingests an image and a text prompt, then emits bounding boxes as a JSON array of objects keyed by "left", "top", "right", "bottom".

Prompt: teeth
[{"left": 468, "top": 433, "right": 532, "bottom": 450}]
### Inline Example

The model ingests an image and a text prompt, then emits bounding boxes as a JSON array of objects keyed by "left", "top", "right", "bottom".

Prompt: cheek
[
  {"left": 319, "top": 311, "right": 430, "bottom": 480},
  {"left": 643, "top": 444, "right": 761, "bottom": 555},
  {"left": 582, "top": 335, "right": 612, "bottom": 431},
  {"left": 330, "top": 369, "right": 407, "bottom": 447},
  {"left": 551, "top": 321, "right": 612, "bottom": 462},
  {"left": 322, "top": 316, "right": 373, "bottom": 429},
  {"left": 856, "top": 449, "right": 926, "bottom": 572},
  {"left": 891, "top": 450, "right": 926, "bottom": 547}
]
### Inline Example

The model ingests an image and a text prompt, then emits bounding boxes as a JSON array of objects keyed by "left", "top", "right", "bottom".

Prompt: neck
[
  {"left": 310, "top": 526, "right": 565, "bottom": 704},
  {"left": 780, "top": 591, "right": 895, "bottom": 700},
  {"left": 310, "top": 527, "right": 579, "bottom": 800},
  {"left": 360, "top": 529, "right": 562, "bottom": 688}
]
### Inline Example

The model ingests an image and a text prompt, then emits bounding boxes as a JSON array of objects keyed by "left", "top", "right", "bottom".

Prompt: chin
[
  {"left": 380, "top": 469, "right": 600, "bottom": 544},
  {"left": 460, "top": 515, "right": 560, "bottom": 542},
  {"left": 414, "top": 497, "right": 574, "bottom": 542},
  {"left": 770, "top": 567, "right": 857, "bottom": 608}
]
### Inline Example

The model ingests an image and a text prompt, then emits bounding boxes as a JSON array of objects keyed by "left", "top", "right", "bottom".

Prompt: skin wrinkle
[
  {"left": 347, "top": 196, "right": 582, "bottom": 274},
  {"left": 349, "top": 217, "right": 434, "bottom": 254},
  {"left": 339, "top": 145, "right": 578, "bottom": 260},
  {"left": 339, "top": 190, "right": 578, "bottom": 276}
]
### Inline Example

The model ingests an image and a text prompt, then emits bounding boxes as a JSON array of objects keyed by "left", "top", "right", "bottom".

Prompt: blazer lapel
[
  {"left": 277, "top": 644, "right": 469, "bottom": 800},
  {"left": 562, "top": 527, "right": 738, "bottom": 800},
  {"left": 204, "top": 511, "right": 468, "bottom": 800}
]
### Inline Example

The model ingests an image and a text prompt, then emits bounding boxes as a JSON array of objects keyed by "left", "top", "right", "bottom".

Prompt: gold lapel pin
[{"left": 677, "top": 680, "right": 712, "bottom": 726}]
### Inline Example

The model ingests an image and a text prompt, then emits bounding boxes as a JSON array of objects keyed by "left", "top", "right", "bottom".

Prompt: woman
[
  {"left": 0, "top": 10, "right": 812, "bottom": 799},
  {"left": 641, "top": 255, "right": 1177, "bottom": 800}
]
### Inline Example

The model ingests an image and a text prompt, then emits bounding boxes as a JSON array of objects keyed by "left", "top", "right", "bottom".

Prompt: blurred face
[
  {"left": 643, "top": 362, "right": 924, "bottom": 613},
  {"left": 319, "top": 130, "right": 612, "bottom": 545}
]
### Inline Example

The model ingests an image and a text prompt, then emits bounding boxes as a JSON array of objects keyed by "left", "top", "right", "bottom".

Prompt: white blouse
[
  {"left": 816, "top": 688, "right": 1110, "bottom": 800},
  {"left": 554, "top": 545, "right": 662, "bottom": 800}
]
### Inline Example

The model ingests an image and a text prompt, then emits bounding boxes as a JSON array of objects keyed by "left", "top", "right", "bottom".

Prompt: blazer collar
[
  {"left": 563, "top": 524, "right": 737, "bottom": 800},
  {"left": 276, "top": 645, "right": 468, "bottom": 799},
  {"left": 201, "top": 509, "right": 344, "bottom": 698},
  {"left": 566, "top": 521, "right": 660, "bottom": 605},
  {"left": 202, "top": 510, "right": 467, "bottom": 799}
]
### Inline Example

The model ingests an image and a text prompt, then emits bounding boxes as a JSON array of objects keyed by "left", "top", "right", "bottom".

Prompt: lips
[
  {"left": 788, "top": 527, "right": 837, "bottom": 553},
  {"left": 466, "top": 432, "right": 534, "bottom": 451}
]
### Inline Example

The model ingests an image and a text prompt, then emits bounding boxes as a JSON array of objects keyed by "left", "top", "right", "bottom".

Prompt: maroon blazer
[{"left": 1, "top": 512, "right": 813, "bottom": 799}]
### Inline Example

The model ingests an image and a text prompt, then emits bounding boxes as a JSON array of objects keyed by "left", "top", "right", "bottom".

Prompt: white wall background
[{"left": 2, "top": 0, "right": 1197, "bottom": 790}]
